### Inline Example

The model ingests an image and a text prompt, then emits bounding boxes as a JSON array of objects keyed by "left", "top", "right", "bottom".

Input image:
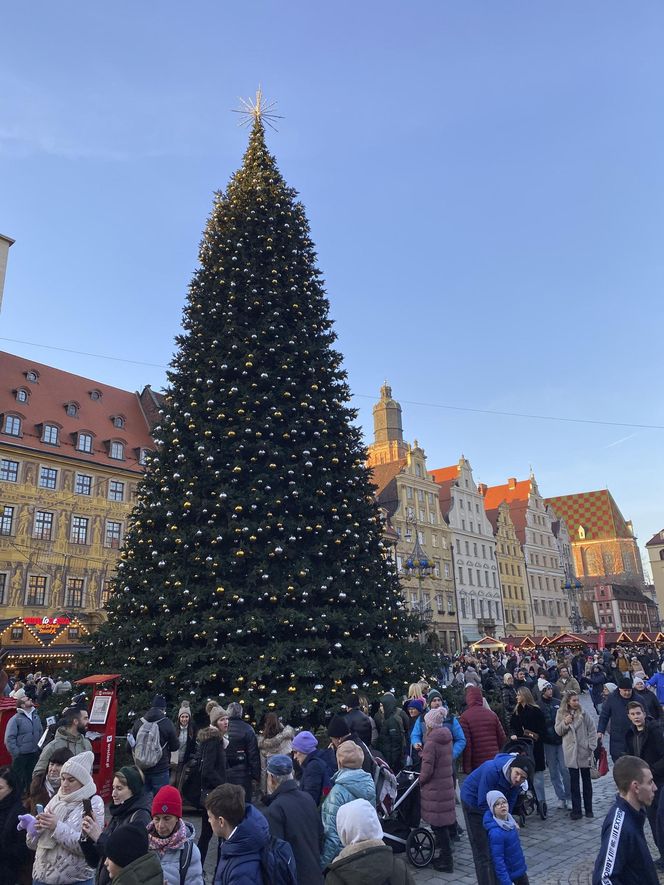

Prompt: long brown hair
[
  {"left": 262, "top": 712, "right": 281, "bottom": 739},
  {"left": 516, "top": 686, "right": 536, "bottom": 709}
]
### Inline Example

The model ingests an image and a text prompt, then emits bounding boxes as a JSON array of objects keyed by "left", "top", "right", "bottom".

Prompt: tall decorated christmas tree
[{"left": 88, "top": 94, "right": 434, "bottom": 723}]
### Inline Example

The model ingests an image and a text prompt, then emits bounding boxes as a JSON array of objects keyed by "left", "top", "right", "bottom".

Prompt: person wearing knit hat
[
  {"left": 483, "top": 791, "right": 529, "bottom": 885},
  {"left": 321, "top": 740, "right": 376, "bottom": 868},
  {"left": 148, "top": 786, "right": 204, "bottom": 885},
  {"left": 424, "top": 706, "right": 447, "bottom": 730},
  {"left": 104, "top": 823, "right": 162, "bottom": 883},
  {"left": 420, "top": 706, "right": 456, "bottom": 872},
  {"left": 427, "top": 688, "right": 443, "bottom": 709},
  {"left": 81, "top": 763, "right": 151, "bottom": 884},
  {"left": 292, "top": 731, "right": 331, "bottom": 807},
  {"left": 27, "top": 750, "right": 105, "bottom": 885},
  {"left": 598, "top": 676, "right": 638, "bottom": 763},
  {"left": 407, "top": 698, "right": 426, "bottom": 714},
  {"left": 327, "top": 714, "right": 351, "bottom": 742},
  {"left": 191, "top": 709, "right": 229, "bottom": 864},
  {"left": 171, "top": 701, "right": 197, "bottom": 789}
]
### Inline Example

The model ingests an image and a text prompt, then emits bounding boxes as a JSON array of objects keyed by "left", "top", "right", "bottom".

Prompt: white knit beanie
[{"left": 61, "top": 750, "right": 94, "bottom": 787}]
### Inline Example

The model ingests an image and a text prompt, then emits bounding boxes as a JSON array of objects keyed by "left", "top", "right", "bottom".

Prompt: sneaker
[{"left": 570, "top": 811, "right": 583, "bottom": 820}]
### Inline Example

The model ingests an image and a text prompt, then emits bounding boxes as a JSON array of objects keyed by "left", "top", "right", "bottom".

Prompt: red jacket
[
  {"left": 419, "top": 725, "right": 456, "bottom": 827},
  {"left": 459, "top": 686, "right": 506, "bottom": 774}
]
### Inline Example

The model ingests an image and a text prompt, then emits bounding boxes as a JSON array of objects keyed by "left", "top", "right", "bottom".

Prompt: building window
[
  {"left": 471, "top": 597, "right": 476, "bottom": 617},
  {"left": 434, "top": 560, "right": 440, "bottom": 578},
  {"left": 444, "top": 562, "right": 450, "bottom": 579},
  {"left": 468, "top": 570, "right": 474, "bottom": 586},
  {"left": 0, "top": 459, "right": 19, "bottom": 482},
  {"left": 26, "top": 371, "right": 38, "bottom": 383},
  {"left": 138, "top": 448, "right": 149, "bottom": 466},
  {"left": 71, "top": 516, "right": 89, "bottom": 545},
  {"left": 432, "top": 534, "right": 438, "bottom": 548},
  {"left": 0, "top": 506, "right": 14, "bottom": 536},
  {"left": 112, "top": 415, "right": 125, "bottom": 429},
  {"left": 68, "top": 627, "right": 80, "bottom": 640},
  {"left": 456, "top": 539, "right": 461, "bottom": 554},
  {"left": 534, "top": 598, "right": 540, "bottom": 615},
  {"left": 42, "top": 424, "right": 59, "bottom": 445},
  {"left": 406, "top": 486, "right": 413, "bottom": 499},
  {"left": 26, "top": 575, "right": 47, "bottom": 606},
  {"left": 65, "top": 402, "right": 78, "bottom": 417},
  {"left": 462, "top": 520, "right": 466, "bottom": 531},
  {"left": 102, "top": 580, "right": 114, "bottom": 606},
  {"left": 16, "top": 389, "right": 28, "bottom": 403},
  {"left": 38, "top": 466, "right": 58, "bottom": 490},
  {"left": 64, "top": 578, "right": 85, "bottom": 608},
  {"left": 458, "top": 567, "right": 464, "bottom": 584},
  {"left": 461, "top": 597, "right": 467, "bottom": 619},
  {"left": 0, "top": 573, "right": 6, "bottom": 604},
  {"left": 436, "top": 594, "right": 443, "bottom": 613},
  {"left": 3, "top": 415, "right": 21, "bottom": 436},
  {"left": 75, "top": 474, "right": 93, "bottom": 496},
  {"left": 77, "top": 432, "right": 93, "bottom": 453},
  {"left": 90, "top": 389, "right": 102, "bottom": 401},
  {"left": 33, "top": 511, "right": 54, "bottom": 540},
  {"left": 108, "top": 480, "right": 125, "bottom": 502},
  {"left": 10, "top": 626, "right": 23, "bottom": 641},
  {"left": 465, "top": 541, "right": 470, "bottom": 555},
  {"left": 105, "top": 520, "right": 123, "bottom": 548}
]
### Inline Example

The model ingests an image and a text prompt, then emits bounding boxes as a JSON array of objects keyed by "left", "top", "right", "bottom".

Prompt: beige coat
[
  {"left": 554, "top": 707, "right": 596, "bottom": 769},
  {"left": 27, "top": 791, "right": 104, "bottom": 884}
]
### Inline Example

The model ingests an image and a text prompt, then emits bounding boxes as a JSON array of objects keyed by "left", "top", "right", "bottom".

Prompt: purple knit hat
[{"left": 407, "top": 698, "right": 426, "bottom": 713}]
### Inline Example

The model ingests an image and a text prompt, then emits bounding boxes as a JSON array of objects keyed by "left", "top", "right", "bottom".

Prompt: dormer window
[
  {"left": 42, "top": 424, "right": 59, "bottom": 446},
  {"left": 25, "top": 370, "right": 39, "bottom": 383},
  {"left": 112, "top": 415, "right": 125, "bottom": 429},
  {"left": 89, "top": 390, "right": 102, "bottom": 401},
  {"left": 578, "top": 525, "right": 586, "bottom": 540},
  {"left": 77, "top": 432, "right": 94, "bottom": 454},
  {"left": 65, "top": 402, "right": 79, "bottom": 417},
  {"left": 138, "top": 448, "right": 150, "bottom": 466},
  {"left": 109, "top": 441, "right": 125, "bottom": 460},
  {"left": 3, "top": 414, "right": 21, "bottom": 436},
  {"left": 15, "top": 389, "right": 29, "bottom": 404}
]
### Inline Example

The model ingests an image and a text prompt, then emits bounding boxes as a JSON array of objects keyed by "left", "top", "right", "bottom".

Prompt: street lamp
[
  {"left": 562, "top": 579, "right": 584, "bottom": 634},
  {"left": 400, "top": 517, "right": 435, "bottom": 643}
]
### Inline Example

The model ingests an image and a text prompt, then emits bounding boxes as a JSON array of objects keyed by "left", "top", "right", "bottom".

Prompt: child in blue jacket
[{"left": 483, "top": 790, "right": 529, "bottom": 885}]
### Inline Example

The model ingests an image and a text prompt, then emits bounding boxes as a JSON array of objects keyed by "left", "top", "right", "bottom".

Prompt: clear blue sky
[{"left": 2, "top": 2, "right": 663, "bottom": 568}]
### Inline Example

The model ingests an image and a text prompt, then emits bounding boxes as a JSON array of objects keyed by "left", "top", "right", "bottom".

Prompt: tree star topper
[{"left": 232, "top": 87, "right": 283, "bottom": 131}]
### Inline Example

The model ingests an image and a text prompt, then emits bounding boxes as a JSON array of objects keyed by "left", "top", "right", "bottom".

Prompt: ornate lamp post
[
  {"left": 563, "top": 579, "right": 584, "bottom": 634},
  {"left": 401, "top": 517, "right": 434, "bottom": 643}
]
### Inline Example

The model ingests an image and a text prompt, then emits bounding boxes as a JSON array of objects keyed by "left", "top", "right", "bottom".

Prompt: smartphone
[{"left": 36, "top": 804, "right": 44, "bottom": 815}]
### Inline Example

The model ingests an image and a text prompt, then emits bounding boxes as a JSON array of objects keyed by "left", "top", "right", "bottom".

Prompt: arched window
[
  {"left": 15, "top": 389, "right": 29, "bottom": 404},
  {"left": 109, "top": 440, "right": 125, "bottom": 460},
  {"left": 3, "top": 414, "right": 21, "bottom": 436},
  {"left": 660, "top": 550, "right": 664, "bottom": 561},
  {"left": 65, "top": 402, "right": 79, "bottom": 417}
]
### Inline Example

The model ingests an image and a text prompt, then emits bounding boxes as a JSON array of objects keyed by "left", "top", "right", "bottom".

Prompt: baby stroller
[
  {"left": 501, "top": 737, "right": 546, "bottom": 826},
  {"left": 377, "top": 769, "right": 435, "bottom": 868}
]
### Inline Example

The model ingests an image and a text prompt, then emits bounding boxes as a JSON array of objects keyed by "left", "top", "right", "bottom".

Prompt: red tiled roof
[
  {"left": 482, "top": 479, "right": 531, "bottom": 545},
  {"left": 645, "top": 531, "right": 664, "bottom": 548},
  {"left": 369, "top": 459, "right": 406, "bottom": 497},
  {"left": 546, "top": 489, "right": 633, "bottom": 542},
  {"left": 429, "top": 465, "right": 459, "bottom": 484},
  {"left": 429, "top": 465, "right": 460, "bottom": 520},
  {"left": 0, "top": 351, "right": 154, "bottom": 472}
]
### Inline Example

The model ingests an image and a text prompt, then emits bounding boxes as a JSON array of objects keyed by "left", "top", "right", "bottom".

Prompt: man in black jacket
[
  {"left": 625, "top": 701, "right": 664, "bottom": 862},
  {"left": 538, "top": 683, "right": 571, "bottom": 809},
  {"left": 131, "top": 694, "right": 179, "bottom": 797},
  {"left": 598, "top": 678, "right": 636, "bottom": 762},
  {"left": 225, "top": 701, "right": 260, "bottom": 803},
  {"left": 344, "top": 695, "right": 372, "bottom": 746},
  {"left": 263, "top": 754, "right": 324, "bottom": 884}
]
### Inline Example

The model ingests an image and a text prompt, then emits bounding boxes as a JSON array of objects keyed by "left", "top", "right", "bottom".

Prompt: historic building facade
[
  {"left": 430, "top": 458, "right": 504, "bottom": 645},
  {"left": 368, "top": 386, "right": 460, "bottom": 652},
  {"left": 0, "top": 352, "right": 157, "bottom": 628},
  {"left": 482, "top": 475, "right": 567, "bottom": 635},
  {"left": 484, "top": 501, "right": 534, "bottom": 636},
  {"left": 646, "top": 530, "right": 664, "bottom": 624}
]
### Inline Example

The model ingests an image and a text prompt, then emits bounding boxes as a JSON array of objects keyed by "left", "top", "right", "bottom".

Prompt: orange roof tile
[
  {"left": 482, "top": 479, "right": 532, "bottom": 545},
  {"left": 428, "top": 465, "right": 460, "bottom": 520},
  {"left": 429, "top": 465, "right": 460, "bottom": 484},
  {"left": 546, "top": 489, "right": 633, "bottom": 542},
  {"left": 0, "top": 351, "right": 154, "bottom": 472}
]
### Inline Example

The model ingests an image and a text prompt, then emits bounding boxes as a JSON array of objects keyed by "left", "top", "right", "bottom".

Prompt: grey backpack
[{"left": 133, "top": 717, "right": 165, "bottom": 769}]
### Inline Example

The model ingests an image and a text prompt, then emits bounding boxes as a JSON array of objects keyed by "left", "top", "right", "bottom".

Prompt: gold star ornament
[{"left": 232, "top": 86, "right": 283, "bottom": 131}]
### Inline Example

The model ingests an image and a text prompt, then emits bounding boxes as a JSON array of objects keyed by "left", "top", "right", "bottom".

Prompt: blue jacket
[
  {"left": 214, "top": 804, "right": 270, "bottom": 885},
  {"left": 483, "top": 811, "right": 527, "bottom": 885},
  {"left": 460, "top": 754, "right": 524, "bottom": 814},
  {"left": 300, "top": 748, "right": 333, "bottom": 806},
  {"left": 4, "top": 709, "right": 43, "bottom": 757},
  {"left": 592, "top": 795, "right": 658, "bottom": 885},
  {"left": 410, "top": 713, "right": 466, "bottom": 760},
  {"left": 321, "top": 768, "right": 376, "bottom": 868},
  {"left": 646, "top": 673, "right": 664, "bottom": 703}
]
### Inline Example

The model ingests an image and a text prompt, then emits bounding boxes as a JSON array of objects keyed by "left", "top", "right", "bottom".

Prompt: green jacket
[
  {"left": 325, "top": 841, "right": 415, "bottom": 885},
  {"left": 32, "top": 727, "right": 93, "bottom": 778},
  {"left": 112, "top": 851, "right": 164, "bottom": 885}
]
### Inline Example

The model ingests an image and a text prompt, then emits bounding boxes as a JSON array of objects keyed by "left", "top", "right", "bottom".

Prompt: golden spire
[{"left": 232, "top": 86, "right": 283, "bottom": 131}]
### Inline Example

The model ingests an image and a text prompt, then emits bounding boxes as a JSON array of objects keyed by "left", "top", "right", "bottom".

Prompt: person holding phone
[{"left": 26, "top": 750, "right": 104, "bottom": 885}]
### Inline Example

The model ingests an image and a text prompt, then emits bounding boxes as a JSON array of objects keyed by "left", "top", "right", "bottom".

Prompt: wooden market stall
[
  {"left": 0, "top": 616, "right": 91, "bottom": 675},
  {"left": 470, "top": 636, "right": 506, "bottom": 652}
]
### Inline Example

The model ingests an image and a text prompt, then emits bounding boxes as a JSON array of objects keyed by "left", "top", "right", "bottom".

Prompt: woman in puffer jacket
[
  {"left": 193, "top": 705, "right": 228, "bottom": 864},
  {"left": 148, "top": 786, "right": 203, "bottom": 885},
  {"left": 419, "top": 708, "right": 456, "bottom": 874},
  {"left": 27, "top": 751, "right": 104, "bottom": 885},
  {"left": 257, "top": 712, "right": 295, "bottom": 794},
  {"left": 321, "top": 741, "right": 376, "bottom": 868}
]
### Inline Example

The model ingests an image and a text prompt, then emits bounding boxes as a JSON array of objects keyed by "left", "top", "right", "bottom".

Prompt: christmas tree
[{"left": 87, "top": 93, "right": 434, "bottom": 724}]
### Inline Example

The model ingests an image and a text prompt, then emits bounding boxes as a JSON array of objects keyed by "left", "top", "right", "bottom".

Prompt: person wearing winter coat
[
  {"left": 554, "top": 691, "right": 595, "bottom": 820},
  {"left": 592, "top": 755, "right": 658, "bottom": 885},
  {"left": 589, "top": 665, "right": 607, "bottom": 713},
  {"left": 172, "top": 701, "right": 197, "bottom": 786},
  {"left": 147, "top": 786, "right": 204, "bottom": 885},
  {"left": 375, "top": 693, "right": 406, "bottom": 773},
  {"left": 460, "top": 753, "right": 534, "bottom": 885},
  {"left": 326, "top": 716, "right": 375, "bottom": 775},
  {"left": 419, "top": 707, "right": 456, "bottom": 873},
  {"left": 646, "top": 666, "right": 664, "bottom": 703},
  {"left": 257, "top": 712, "right": 295, "bottom": 794},
  {"left": 598, "top": 677, "right": 637, "bottom": 762},
  {"left": 556, "top": 666, "right": 581, "bottom": 697},
  {"left": 321, "top": 741, "right": 377, "bottom": 868},
  {"left": 4, "top": 695, "right": 43, "bottom": 791},
  {"left": 194, "top": 704, "right": 229, "bottom": 863},
  {"left": 405, "top": 699, "right": 426, "bottom": 767},
  {"left": 631, "top": 678, "right": 661, "bottom": 721},
  {"left": 538, "top": 683, "right": 571, "bottom": 809},
  {"left": 483, "top": 791, "right": 529, "bottom": 885},
  {"left": 102, "top": 823, "right": 163, "bottom": 885},
  {"left": 460, "top": 686, "right": 506, "bottom": 775},
  {"left": 0, "top": 765, "right": 31, "bottom": 885},
  {"left": 292, "top": 730, "right": 332, "bottom": 806},
  {"left": 324, "top": 799, "right": 415, "bottom": 885},
  {"left": 500, "top": 674, "right": 517, "bottom": 732},
  {"left": 625, "top": 701, "right": 664, "bottom": 853},
  {"left": 224, "top": 702, "right": 261, "bottom": 804},
  {"left": 32, "top": 706, "right": 91, "bottom": 781},
  {"left": 344, "top": 695, "right": 373, "bottom": 746},
  {"left": 510, "top": 687, "right": 547, "bottom": 810},
  {"left": 131, "top": 696, "right": 180, "bottom": 798},
  {"left": 263, "top": 754, "right": 324, "bottom": 885},
  {"left": 205, "top": 783, "right": 270, "bottom": 885},
  {"left": 80, "top": 765, "right": 151, "bottom": 885},
  {"left": 410, "top": 699, "right": 466, "bottom": 765},
  {"left": 26, "top": 750, "right": 105, "bottom": 885}
]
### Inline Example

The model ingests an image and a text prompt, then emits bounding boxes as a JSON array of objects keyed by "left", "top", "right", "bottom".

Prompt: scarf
[
  {"left": 492, "top": 811, "right": 517, "bottom": 831},
  {"left": 39, "top": 782, "right": 97, "bottom": 849},
  {"left": 148, "top": 818, "right": 188, "bottom": 854}
]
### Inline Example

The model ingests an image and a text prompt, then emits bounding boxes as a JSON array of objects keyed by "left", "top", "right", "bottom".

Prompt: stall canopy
[
  {"left": 470, "top": 636, "right": 506, "bottom": 651},
  {"left": 547, "top": 632, "right": 588, "bottom": 646},
  {"left": 0, "top": 616, "right": 91, "bottom": 671}
]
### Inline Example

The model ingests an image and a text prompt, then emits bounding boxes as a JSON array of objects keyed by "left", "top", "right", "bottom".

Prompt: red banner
[{"left": 598, "top": 628, "right": 606, "bottom": 651}]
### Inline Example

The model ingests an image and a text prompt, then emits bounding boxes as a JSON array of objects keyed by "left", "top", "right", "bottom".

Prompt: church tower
[{"left": 366, "top": 382, "right": 408, "bottom": 467}]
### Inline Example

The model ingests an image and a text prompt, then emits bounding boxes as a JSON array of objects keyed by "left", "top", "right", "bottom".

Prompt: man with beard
[{"left": 32, "top": 704, "right": 91, "bottom": 779}]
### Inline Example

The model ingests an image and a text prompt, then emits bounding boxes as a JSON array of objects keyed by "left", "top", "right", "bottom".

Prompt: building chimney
[
  {"left": 0, "top": 234, "right": 15, "bottom": 313},
  {"left": 508, "top": 477, "right": 517, "bottom": 490},
  {"left": 477, "top": 483, "right": 487, "bottom": 496}
]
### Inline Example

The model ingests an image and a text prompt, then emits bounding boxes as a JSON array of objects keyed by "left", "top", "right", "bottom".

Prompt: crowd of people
[{"left": 1, "top": 643, "right": 664, "bottom": 884}]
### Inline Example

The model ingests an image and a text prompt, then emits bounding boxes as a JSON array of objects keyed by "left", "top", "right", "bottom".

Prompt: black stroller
[
  {"left": 377, "top": 769, "right": 435, "bottom": 868},
  {"left": 501, "top": 737, "right": 546, "bottom": 826}
]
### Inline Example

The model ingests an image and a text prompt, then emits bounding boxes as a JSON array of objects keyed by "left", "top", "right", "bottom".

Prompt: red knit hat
[{"left": 151, "top": 785, "right": 182, "bottom": 818}]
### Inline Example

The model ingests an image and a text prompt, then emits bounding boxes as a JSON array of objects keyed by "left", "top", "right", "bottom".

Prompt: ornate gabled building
[
  {"left": 367, "top": 386, "right": 460, "bottom": 652},
  {"left": 484, "top": 500, "right": 534, "bottom": 636},
  {"left": 645, "top": 530, "right": 664, "bottom": 628},
  {"left": 0, "top": 351, "right": 157, "bottom": 631},
  {"left": 430, "top": 458, "right": 504, "bottom": 645},
  {"left": 481, "top": 475, "right": 567, "bottom": 635}
]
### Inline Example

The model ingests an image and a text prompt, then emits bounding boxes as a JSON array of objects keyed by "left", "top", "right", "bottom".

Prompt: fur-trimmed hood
[
  {"left": 197, "top": 726, "right": 229, "bottom": 748},
  {"left": 258, "top": 725, "right": 295, "bottom": 754}
]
